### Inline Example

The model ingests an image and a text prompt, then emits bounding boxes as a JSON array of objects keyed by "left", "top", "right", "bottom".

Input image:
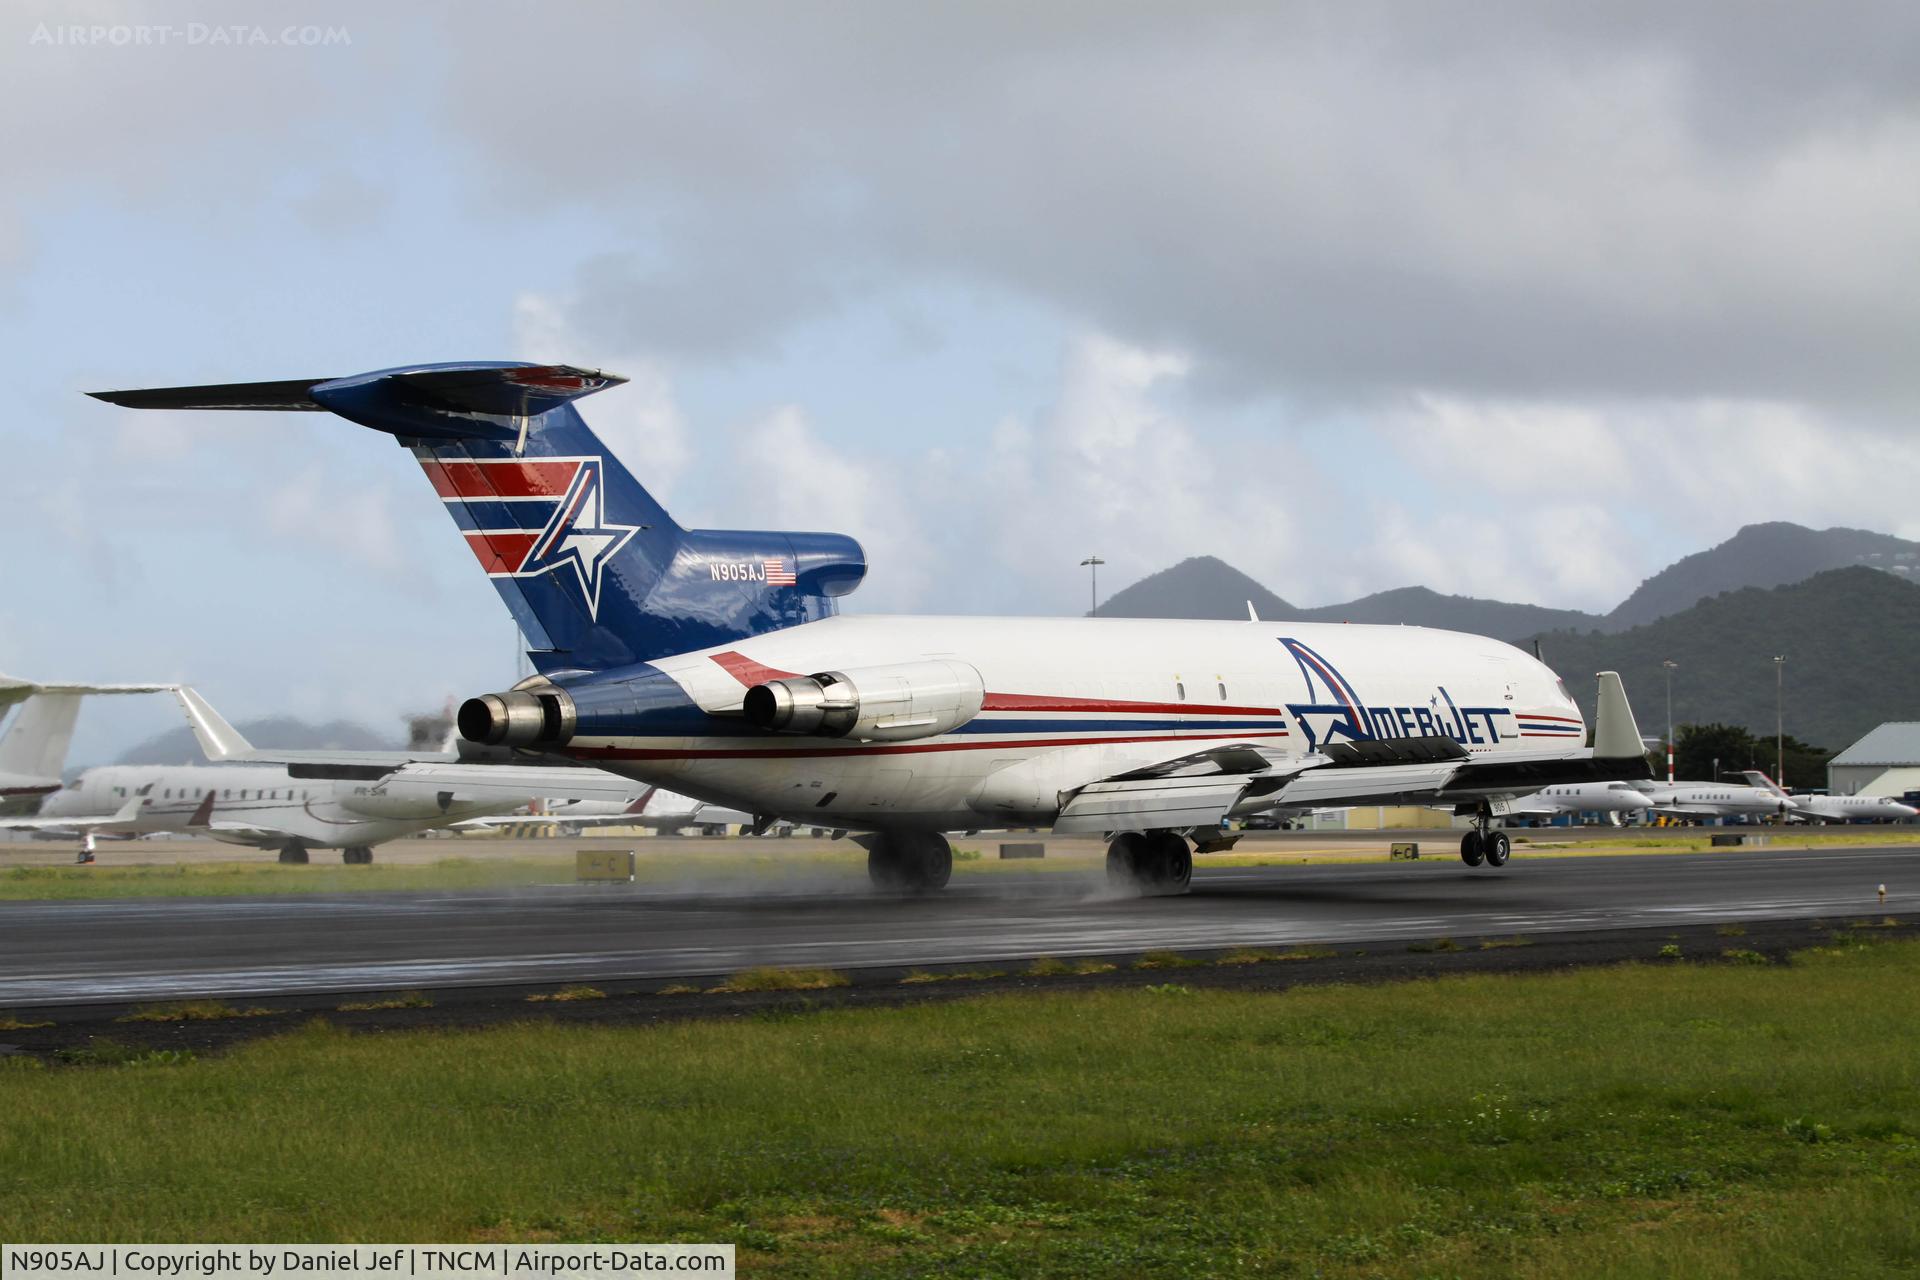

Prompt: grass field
[
  {"left": 1, "top": 828, "right": 1906, "bottom": 900},
  {"left": 4, "top": 939, "right": 1919, "bottom": 1276}
]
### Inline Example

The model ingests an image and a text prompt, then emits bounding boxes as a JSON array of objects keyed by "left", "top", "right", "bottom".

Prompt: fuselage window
[
  {"left": 1176, "top": 681, "right": 1186, "bottom": 701},
  {"left": 1218, "top": 682, "right": 1227, "bottom": 701}
]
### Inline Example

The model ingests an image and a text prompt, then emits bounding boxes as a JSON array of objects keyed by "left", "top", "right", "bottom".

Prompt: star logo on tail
[
  {"left": 425, "top": 454, "right": 640, "bottom": 621},
  {"left": 519, "top": 461, "right": 639, "bottom": 618}
]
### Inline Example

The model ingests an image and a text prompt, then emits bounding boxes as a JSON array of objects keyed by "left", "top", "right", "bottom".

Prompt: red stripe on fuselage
[
  {"left": 568, "top": 729, "right": 1292, "bottom": 762},
  {"left": 465, "top": 531, "right": 539, "bottom": 573},
  {"left": 708, "top": 651, "right": 1287, "bottom": 718},
  {"left": 422, "top": 458, "right": 580, "bottom": 500}
]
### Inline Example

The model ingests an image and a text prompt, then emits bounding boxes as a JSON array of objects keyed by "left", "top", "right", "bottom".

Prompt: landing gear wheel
[
  {"left": 1459, "top": 830, "right": 1485, "bottom": 867},
  {"left": 1106, "top": 831, "right": 1192, "bottom": 895},
  {"left": 1106, "top": 831, "right": 1149, "bottom": 892},
  {"left": 1145, "top": 831, "right": 1193, "bottom": 894},
  {"left": 867, "top": 831, "right": 952, "bottom": 894},
  {"left": 1483, "top": 830, "right": 1511, "bottom": 867},
  {"left": 342, "top": 846, "right": 374, "bottom": 865},
  {"left": 278, "top": 843, "right": 310, "bottom": 865}
]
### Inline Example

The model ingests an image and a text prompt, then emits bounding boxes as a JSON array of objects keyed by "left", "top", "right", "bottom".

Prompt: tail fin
[
  {"left": 92, "top": 363, "right": 867, "bottom": 671},
  {"left": 0, "top": 694, "right": 84, "bottom": 784},
  {"left": 1740, "top": 770, "right": 1790, "bottom": 797}
]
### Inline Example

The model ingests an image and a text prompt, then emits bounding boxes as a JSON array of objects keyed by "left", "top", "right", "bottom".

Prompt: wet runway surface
[{"left": 3, "top": 845, "right": 1912, "bottom": 1006}]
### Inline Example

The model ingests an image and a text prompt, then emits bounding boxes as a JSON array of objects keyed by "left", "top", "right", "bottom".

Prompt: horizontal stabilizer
[
  {"left": 88, "top": 379, "right": 332, "bottom": 411},
  {"left": 1, "top": 674, "right": 173, "bottom": 712},
  {"left": 91, "top": 364, "right": 627, "bottom": 439}
]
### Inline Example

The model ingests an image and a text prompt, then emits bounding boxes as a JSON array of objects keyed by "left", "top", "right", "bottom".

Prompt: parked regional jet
[
  {"left": 1637, "top": 779, "right": 1796, "bottom": 822},
  {"left": 1502, "top": 781, "right": 1655, "bottom": 826},
  {"left": 2, "top": 690, "right": 647, "bottom": 862},
  {"left": 1739, "top": 772, "right": 1919, "bottom": 823},
  {"left": 474, "top": 787, "right": 752, "bottom": 836},
  {"left": 91, "top": 362, "right": 1654, "bottom": 891},
  {"left": 0, "top": 676, "right": 169, "bottom": 807}
]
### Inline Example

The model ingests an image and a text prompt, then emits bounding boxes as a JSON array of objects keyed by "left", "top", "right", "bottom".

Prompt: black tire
[
  {"left": 867, "top": 831, "right": 952, "bottom": 894},
  {"left": 1483, "top": 830, "right": 1511, "bottom": 867},
  {"left": 278, "top": 844, "right": 310, "bottom": 865},
  {"left": 342, "top": 846, "right": 374, "bottom": 865},
  {"left": 1145, "top": 831, "right": 1193, "bottom": 894},
  {"left": 1106, "top": 831, "right": 1150, "bottom": 892},
  {"left": 1460, "top": 830, "right": 1485, "bottom": 867}
]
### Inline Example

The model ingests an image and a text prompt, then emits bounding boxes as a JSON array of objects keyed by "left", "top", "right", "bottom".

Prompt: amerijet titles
[{"left": 1280, "top": 636, "right": 1515, "bottom": 751}]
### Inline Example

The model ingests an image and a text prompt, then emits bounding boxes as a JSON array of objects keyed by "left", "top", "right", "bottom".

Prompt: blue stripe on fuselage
[{"left": 955, "top": 717, "right": 1285, "bottom": 734}]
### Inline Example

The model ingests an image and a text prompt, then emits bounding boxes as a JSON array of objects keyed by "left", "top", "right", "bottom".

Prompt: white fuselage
[
  {"left": 1640, "top": 781, "right": 1795, "bottom": 820},
  {"left": 563, "top": 615, "right": 1587, "bottom": 830},
  {"left": 40, "top": 764, "right": 524, "bottom": 849},
  {"left": 1791, "top": 793, "right": 1919, "bottom": 822},
  {"left": 1507, "top": 781, "right": 1654, "bottom": 820}
]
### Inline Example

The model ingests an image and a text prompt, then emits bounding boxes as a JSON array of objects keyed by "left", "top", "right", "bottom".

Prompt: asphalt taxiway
[{"left": 1, "top": 843, "right": 1910, "bottom": 1007}]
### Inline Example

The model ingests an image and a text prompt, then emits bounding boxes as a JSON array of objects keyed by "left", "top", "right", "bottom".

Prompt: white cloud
[
  {"left": 732, "top": 404, "right": 935, "bottom": 610},
  {"left": 262, "top": 472, "right": 406, "bottom": 576}
]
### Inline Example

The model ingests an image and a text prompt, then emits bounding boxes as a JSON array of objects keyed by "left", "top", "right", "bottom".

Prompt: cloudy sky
[{"left": 4, "top": 0, "right": 1918, "bottom": 761}]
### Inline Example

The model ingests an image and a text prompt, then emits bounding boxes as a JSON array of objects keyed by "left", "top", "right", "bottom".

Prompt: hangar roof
[{"left": 1831, "top": 722, "right": 1920, "bottom": 767}]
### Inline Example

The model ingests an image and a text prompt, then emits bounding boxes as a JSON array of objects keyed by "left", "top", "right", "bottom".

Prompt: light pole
[
  {"left": 1080, "top": 555, "right": 1105, "bottom": 617},
  {"left": 1662, "top": 659, "right": 1677, "bottom": 783},
  {"left": 1774, "top": 655, "right": 1786, "bottom": 785}
]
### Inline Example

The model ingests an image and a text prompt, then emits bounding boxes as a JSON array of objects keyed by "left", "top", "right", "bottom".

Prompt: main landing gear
[
  {"left": 1459, "top": 809, "right": 1511, "bottom": 869},
  {"left": 867, "top": 830, "right": 952, "bottom": 894},
  {"left": 277, "top": 842, "right": 310, "bottom": 865},
  {"left": 1106, "top": 830, "right": 1194, "bottom": 896},
  {"left": 342, "top": 846, "right": 374, "bottom": 865}
]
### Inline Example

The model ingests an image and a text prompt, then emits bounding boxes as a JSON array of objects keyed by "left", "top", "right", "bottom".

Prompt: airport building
[{"left": 1827, "top": 722, "right": 1920, "bottom": 797}]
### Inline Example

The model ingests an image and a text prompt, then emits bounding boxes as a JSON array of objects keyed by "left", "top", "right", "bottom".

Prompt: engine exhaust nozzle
[{"left": 457, "top": 686, "right": 578, "bottom": 747}]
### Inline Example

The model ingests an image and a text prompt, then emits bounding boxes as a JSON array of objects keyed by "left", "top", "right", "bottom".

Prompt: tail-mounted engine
[
  {"left": 459, "top": 677, "right": 577, "bottom": 748},
  {"left": 742, "top": 660, "right": 985, "bottom": 742}
]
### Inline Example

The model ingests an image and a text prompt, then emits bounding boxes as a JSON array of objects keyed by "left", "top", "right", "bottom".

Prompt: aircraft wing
[
  {"left": 170, "top": 688, "right": 637, "bottom": 799},
  {"left": 1054, "top": 672, "right": 1650, "bottom": 834},
  {"left": 0, "top": 797, "right": 146, "bottom": 832},
  {"left": 454, "top": 810, "right": 686, "bottom": 831},
  {"left": 170, "top": 686, "right": 459, "bottom": 772},
  {"left": 376, "top": 763, "right": 646, "bottom": 805}
]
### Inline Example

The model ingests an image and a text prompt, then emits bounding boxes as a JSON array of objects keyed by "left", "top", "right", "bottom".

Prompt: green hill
[
  {"left": 1605, "top": 522, "right": 1920, "bottom": 630},
  {"left": 1528, "top": 567, "right": 1920, "bottom": 751},
  {"left": 1096, "top": 556, "right": 1297, "bottom": 620}
]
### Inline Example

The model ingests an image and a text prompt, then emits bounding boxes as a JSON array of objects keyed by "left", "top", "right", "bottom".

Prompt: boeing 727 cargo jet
[{"left": 91, "top": 362, "right": 1652, "bottom": 891}]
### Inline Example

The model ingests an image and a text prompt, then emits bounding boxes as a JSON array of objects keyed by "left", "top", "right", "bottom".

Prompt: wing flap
[{"left": 1054, "top": 775, "right": 1257, "bottom": 833}]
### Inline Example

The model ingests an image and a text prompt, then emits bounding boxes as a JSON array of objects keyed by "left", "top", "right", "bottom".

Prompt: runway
[{"left": 2, "top": 844, "right": 1912, "bottom": 1007}]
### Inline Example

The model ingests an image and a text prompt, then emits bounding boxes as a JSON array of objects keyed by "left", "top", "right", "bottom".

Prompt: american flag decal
[{"left": 764, "top": 558, "right": 797, "bottom": 586}]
